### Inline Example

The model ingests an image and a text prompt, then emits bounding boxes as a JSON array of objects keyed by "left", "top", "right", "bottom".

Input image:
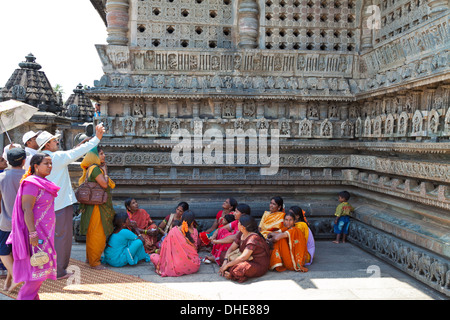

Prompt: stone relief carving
[
  {"left": 349, "top": 221, "right": 449, "bottom": 297},
  {"left": 320, "top": 119, "right": 333, "bottom": 138}
]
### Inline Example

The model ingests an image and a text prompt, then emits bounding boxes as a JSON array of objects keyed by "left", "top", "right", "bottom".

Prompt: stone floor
[
  {"left": 1, "top": 239, "right": 447, "bottom": 300},
  {"left": 55, "top": 240, "right": 448, "bottom": 300}
]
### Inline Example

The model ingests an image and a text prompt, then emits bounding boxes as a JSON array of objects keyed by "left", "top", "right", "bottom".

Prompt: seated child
[{"left": 333, "top": 191, "right": 354, "bottom": 244}]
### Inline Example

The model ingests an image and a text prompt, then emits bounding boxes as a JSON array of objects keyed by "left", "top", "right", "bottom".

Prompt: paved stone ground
[{"left": 1, "top": 240, "right": 447, "bottom": 300}]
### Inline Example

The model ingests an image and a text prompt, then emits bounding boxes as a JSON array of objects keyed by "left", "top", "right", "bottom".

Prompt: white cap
[
  {"left": 22, "top": 130, "right": 40, "bottom": 145},
  {"left": 36, "top": 131, "right": 61, "bottom": 151},
  {"left": 3, "top": 144, "right": 22, "bottom": 161}
]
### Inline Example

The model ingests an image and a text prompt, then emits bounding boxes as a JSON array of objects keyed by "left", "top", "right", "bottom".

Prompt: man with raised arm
[{"left": 38, "top": 124, "right": 105, "bottom": 279}]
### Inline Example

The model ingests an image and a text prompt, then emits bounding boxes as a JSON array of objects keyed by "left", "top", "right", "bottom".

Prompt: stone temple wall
[{"left": 84, "top": 0, "right": 450, "bottom": 295}]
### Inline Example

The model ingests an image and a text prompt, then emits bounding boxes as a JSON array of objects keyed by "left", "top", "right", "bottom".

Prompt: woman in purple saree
[{"left": 7, "top": 153, "right": 60, "bottom": 300}]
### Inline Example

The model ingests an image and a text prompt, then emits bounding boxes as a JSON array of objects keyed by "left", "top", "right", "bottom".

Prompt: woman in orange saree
[
  {"left": 258, "top": 196, "right": 285, "bottom": 238},
  {"left": 268, "top": 212, "right": 308, "bottom": 272},
  {"left": 125, "top": 198, "right": 158, "bottom": 254},
  {"left": 290, "top": 206, "right": 315, "bottom": 265}
]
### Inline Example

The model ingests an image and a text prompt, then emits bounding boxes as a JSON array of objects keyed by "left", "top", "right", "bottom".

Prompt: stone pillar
[
  {"left": 238, "top": 0, "right": 259, "bottom": 49},
  {"left": 396, "top": 94, "right": 406, "bottom": 113},
  {"left": 428, "top": 0, "right": 449, "bottom": 18},
  {"left": 412, "top": 90, "right": 422, "bottom": 113},
  {"left": 145, "top": 98, "right": 155, "bottom": 117},
  {"left": 298, "top": 102, "right": 307, "bottom": 119},
  {"left": 106, "top": 0, "right": 130, "bottom": 46},
  {"left": 340, "top": 103, "right": 349, "bottom": 120},
  {"left": 425, "top": 88, "right": 436, "bottom": 111},
  {"left": 256, "top": 100, "right": 265, "bottom": 118},
  {"left": 99, "top": 99, "right": 109, "bottom": 116},
  {"left": 123, "top": 99, "right": 132, "bottom": 116},
  {"left": 441, "top": 85, "right": 450, "bottom": 111},
  {"left": 277, "top": 101, "right": 286, "bottom": 119},
  {"left": 214, "top": 100, "right": 222, "bottom": 118},
  {"left": 168, "top": 100, "right": 178, "bottom": 118},
  {"left": 235, "top": 99, "right": 244, "bottom": 118},
  {"left": 319, "top": 102, "right": 328, "bottom": 119},
  {"left": 289, "top": 102, "right": 299, "bottom": 119},
  {"left": 192, "top": 100, "right": 201, "bottom": 119}
]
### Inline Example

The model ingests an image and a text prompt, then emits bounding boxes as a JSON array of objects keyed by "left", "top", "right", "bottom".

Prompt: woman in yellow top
[
  {"left": 79, "top": 147, "right": 116, "bottom": 269},
  {"left": 258, "top": 196, "right": 285, "bottom": 238}
]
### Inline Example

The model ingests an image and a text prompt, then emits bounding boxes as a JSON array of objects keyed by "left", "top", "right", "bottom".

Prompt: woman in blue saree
[{"left": 102, "top": 213, "right": 150, "bottom": 267}]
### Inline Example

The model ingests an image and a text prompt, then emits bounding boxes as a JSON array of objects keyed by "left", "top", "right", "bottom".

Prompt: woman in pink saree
[
  {"left": 7, "top": 153, "right": 60, "bottom": 300},
  {"left": 205, "top": 204, "right": 251, "bottom": 265},
  {"left": 150, "top": 211, "right": 200, "bottom": 277}
]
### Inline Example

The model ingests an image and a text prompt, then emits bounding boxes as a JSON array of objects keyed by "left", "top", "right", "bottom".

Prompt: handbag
[
  {"left": 30, "top": 246, "right": 49, "bottom": 267},
  {"left": 75, "top": 165, "right": 108, "bottom": 205}
]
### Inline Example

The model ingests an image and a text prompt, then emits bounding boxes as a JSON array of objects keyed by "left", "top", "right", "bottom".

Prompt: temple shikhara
[{"left": 1, "top": 0, "right": 448, "bottom": 296}]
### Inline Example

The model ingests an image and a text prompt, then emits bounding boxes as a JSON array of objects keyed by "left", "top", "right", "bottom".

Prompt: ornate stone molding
[
  {"left": 349, "top": 221, "right": 450, "bottom": 297},
  {"left": 103, "top": 150, "right": 450, "bottom": 183},
  {"left": 350, "top": 155, "right": 450, "bottom": 183},
  {"left": 95, "top": 45, "right": 355, "bottom": 75}
]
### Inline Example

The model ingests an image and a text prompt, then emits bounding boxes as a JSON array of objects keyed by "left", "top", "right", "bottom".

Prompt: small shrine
[
  {"left": 0, "top": 54, "right": 88, "bottom": 150},
  {"left": 64, "top": 83, "right": 95, "bottom": 121},
  {"left": 0, "top": 53, "right": 63, "bottom": 113}
]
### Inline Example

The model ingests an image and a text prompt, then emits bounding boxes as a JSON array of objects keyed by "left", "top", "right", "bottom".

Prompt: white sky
[{"left": 0, "top": 0, "right": 107, "bottom": 100}]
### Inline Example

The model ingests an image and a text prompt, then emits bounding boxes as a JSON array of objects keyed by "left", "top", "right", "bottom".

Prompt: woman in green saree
[{"left": 79, "top": 146, "right": 116, "bottom": 269}]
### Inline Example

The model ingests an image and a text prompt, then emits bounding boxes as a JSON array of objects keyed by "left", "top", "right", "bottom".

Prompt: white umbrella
[{"left": 0, "top": 99, "right": 39, "bottom": 143}]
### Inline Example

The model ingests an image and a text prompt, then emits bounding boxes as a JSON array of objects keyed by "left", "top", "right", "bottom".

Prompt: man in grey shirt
[{"left": 0, "top": 148, "right": 26, "bottom": 292}]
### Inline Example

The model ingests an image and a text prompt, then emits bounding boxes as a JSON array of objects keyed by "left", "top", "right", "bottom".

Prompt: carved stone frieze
[
  {"left": 351, "top": 155, "right": 450, "bottom": 183},
  {"left": 103, "top": 149, "right": 450, "bottom": 186},
  {"left": 349, "top": 221, "right": 450, "bottom": 296}
]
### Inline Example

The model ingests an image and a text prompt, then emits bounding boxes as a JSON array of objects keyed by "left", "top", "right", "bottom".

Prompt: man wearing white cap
[
  {"left": 22, "top": 130, "right": 40, "bottom": 170},
  {"left": 37, "top": 124, "right": 105, "bottom": 279}
]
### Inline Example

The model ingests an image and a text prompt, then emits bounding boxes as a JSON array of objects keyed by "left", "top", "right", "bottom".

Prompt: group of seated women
[
  {"left": 101, "top": 196, "right": 315, "bottom": 283},
  {"left": 201, "top": 196, "right": 315, "bottom": 282}
]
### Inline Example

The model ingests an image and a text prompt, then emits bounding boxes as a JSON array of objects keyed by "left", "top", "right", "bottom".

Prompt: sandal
[{"left": 202, "top": 257, "right": 212, "bottom": 264}]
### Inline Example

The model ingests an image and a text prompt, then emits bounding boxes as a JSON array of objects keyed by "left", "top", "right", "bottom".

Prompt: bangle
[{"left": 29, "top": 231, "right": 38, "bottom": 238}]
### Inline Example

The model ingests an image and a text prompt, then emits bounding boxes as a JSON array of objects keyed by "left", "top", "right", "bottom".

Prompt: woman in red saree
[
  {"left": 125, "top": 198, "right": 158, "bottom": 254},
  {"left": 204, "top": 204, "right": 251, "bottom": 265},
  {"left": 150, "top": 210, "right": 200, "bottom": 277},
  {"left": 199, "top": 198, "right": 237, "bottom": 246},
  {"left": 268, "top": 212, "right": 308, "bottom": 272}
]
